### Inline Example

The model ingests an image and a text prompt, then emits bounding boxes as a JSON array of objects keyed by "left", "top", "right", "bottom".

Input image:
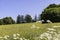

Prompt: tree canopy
[
  {"left": 25, "top": 14, "right": 32, "bottom": 23},
  {"left": 3, "top": 17, "right": 15, "bottom": 24},
  {"left": 41, "top": 4, "right": 60, "bottom": 22}
]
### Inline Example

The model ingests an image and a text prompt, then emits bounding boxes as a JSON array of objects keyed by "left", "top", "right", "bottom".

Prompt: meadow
[{"left": 0, "top": 22, "right": 60, "bottom": 40}]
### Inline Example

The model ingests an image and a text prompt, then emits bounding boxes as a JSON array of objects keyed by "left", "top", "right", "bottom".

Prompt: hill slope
[{"left": 0, "top": 22, "right": 60, "bottom": 40}]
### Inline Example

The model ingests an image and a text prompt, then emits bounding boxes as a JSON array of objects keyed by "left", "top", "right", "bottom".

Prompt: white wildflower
[
  {"left": 13, "top": 34, "right": 16, "bottom": 37},
  {"left": 53, "top": 26, "right": 60, "bottom": 28},
  {"left": 47, "top": 28, "right": 56, "bottom": 31},
  {"left": 13, "top": 37, "right": 17, "bottom": 40},
  {"left": 36, "top": 21, "right": 42, "bottom": 23},
  {"left": 17, "top": 33, "right": 20, "bottom": 36},
  {"left": 0, "top": 37, "right": 3, "bottom": 39},
  {"left": 13, "top": 37, "right": 19, "bottom": 40},
  {"left": 23, "top": 38, "right": 29, "bottom": 40},
  {"left": 36, "top": 27, "right": 40, "bottom": 29},
  {"left": 23, "top": 38, "right": 27, "bottom": 40},
  {"left": 41, "top": 20, "right": 44, "bottom": 22},
  {"left": 4, "top": 35, "right": 9, "bottom": 39},
  {"left": 20, "top": 38, "right": 23, "bottom": 40},
  {"left": 53, "top": 26, "right": 57, "bottom": 27},
  {"left": 13, "top": 34, "right": 20, "bottom": 39},
  {"left": 40, "top": 32, "right": 52, "bottom": 40},
  {"left": 31, "top": 25, "right": 36, "bottom": 29},
  {"left": 47, "top": 20, "right": 51, "bottom": 23}
]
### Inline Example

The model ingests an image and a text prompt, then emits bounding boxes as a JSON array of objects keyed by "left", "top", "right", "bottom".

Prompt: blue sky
[{"left": 0, "top": 0, "right": 60, "bottom": 20}]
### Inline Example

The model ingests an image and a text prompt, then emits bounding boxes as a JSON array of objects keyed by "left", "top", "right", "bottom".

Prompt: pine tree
[
  {"left": 16, "top": 15, "right": 21, "bottom": 24},
  {"left": 34, "top": 14, "right": 37, "bottom": 22}
]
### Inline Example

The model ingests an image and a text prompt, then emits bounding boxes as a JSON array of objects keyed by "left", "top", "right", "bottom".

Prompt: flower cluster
[
  {"left": 0, "top": 33, "right": 29, "bottom": 40},
  {"left": 31, "top": 25, "right": 40, "bottom": 29}
]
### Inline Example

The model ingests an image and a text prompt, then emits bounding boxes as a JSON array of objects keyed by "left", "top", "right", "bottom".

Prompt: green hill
[{"left": 0, "top": 22, "right": 60, "bottom": 40}]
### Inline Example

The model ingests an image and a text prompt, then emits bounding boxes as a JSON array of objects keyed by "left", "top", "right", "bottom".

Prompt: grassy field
[{"left": 0, "top": 22, "right": 60, "bottom": 40}]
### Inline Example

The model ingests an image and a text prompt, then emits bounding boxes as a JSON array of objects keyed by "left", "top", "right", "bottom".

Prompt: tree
[
  {"left": 20, "top": 15, "right": 24, "bottom": 23},
  {"left": 9, "top": 17, "right": 15, "bottom": 24},
  {"left": 34, "top": 15, "right": 37, "bottom": 22},
  {"left": 3, "top": 17, "right": 15, "bottom": 24},
  {"left": 46, "top": 4, "right": 57, "bottom": 9},
  {"left": 25, "top": 14, "right": 32, "bottom": 23},
  {"left": 16, "top": 15, "right": 25, "bottom": 24},
  {"left": 3, "top": 17, "right": 11, "bottom": 24},
  {"left": 16, "top": 15, "right": 21, "bottom": 24},
  {"left": 0, "top": 19, "right": 4, "bottom": 25},
  {"left": 41, "top": 4, "right": 60, "bottom": 22},
  {"left": 38, "top": 14, "right": 41, "bottom": 21}
]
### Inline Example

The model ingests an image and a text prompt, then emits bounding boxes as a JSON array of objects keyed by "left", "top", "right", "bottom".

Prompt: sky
[{"left": 0, "top": 0, "right": 60, "bottom": 20}]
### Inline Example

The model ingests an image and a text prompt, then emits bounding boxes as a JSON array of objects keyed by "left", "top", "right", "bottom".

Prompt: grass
[{"left": 0, "top": 22, "right": 60, "bottom": 40}]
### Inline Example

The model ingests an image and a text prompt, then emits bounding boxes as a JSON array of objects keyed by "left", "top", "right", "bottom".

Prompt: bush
[{"left": 0, "top": 19, "right": 4, "bottom": 25}]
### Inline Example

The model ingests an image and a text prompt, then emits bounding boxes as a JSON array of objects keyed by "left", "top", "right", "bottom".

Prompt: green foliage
[
  {"left": 16, "top": 15, "right": 21, "bottom": 24},
  {"left": 20, "top": 15, "right": 25, "bottom": 23},
  {"left": 0, "top": 19, "right": 4, "bottom": 25},
  {"left": 3, "top": 17, "right": 15, "bottom": 24},
  {"left": 41, "top": 4, "right": 60, "bottom": 22},
  {"left": 9, "top": 17, "right": 15, "bottom": 24},
  {"left": 3, "top": 17, "right": 12, "bottom": 24},
  {"left": 46, "top": 4, "right": 57, "bottom": 9},
  {"left": 25, "top": 14, "right": 32, "bottom": 23},
  {"left": 46, "top": 4, "right": 60, "bottom": 9},
  {"left": 16, "top": 15, "right": 24, "bottom": 24}
]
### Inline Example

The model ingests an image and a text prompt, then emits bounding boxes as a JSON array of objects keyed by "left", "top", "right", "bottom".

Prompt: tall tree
[
  {"left": 16, "top": 15, "right": 21, "bottom": 24},
  {"left": 34, "top": 14, "right": 37, "bottom": 22},
  {"left": 25, "top": 14, "right": 32, "bottom": 23},
  {"left": 21, "top": 15, "right": 24, "bottom": 23},
  {"left": 16, "top": 15, "right": 25, "bottom": 23},
  {"left": 38, "top": 14, "right": 41, "bottom": 21}
]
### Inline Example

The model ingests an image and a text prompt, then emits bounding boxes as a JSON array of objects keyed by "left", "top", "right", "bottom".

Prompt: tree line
[
  {"left": 0, "top": 14, "right": 41, "bottom": 25},
  {"left": 1, "top": 3, "right": 60, "bottom": 25}
]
